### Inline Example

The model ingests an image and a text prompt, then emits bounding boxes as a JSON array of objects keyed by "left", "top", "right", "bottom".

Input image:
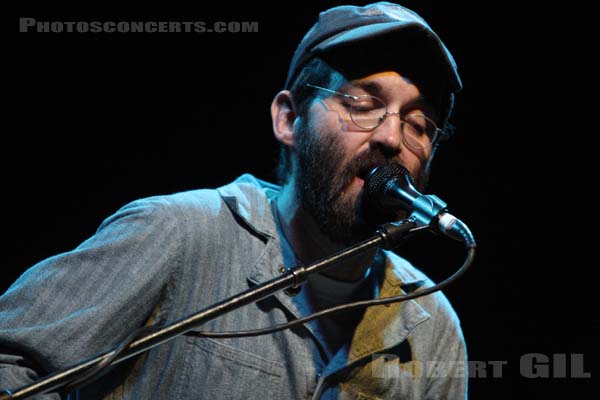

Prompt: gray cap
[{"left": 284, "top": 2, "right": 462, "bottom": 94}]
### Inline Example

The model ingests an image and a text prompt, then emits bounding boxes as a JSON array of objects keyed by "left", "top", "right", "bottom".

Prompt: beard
[{"left": 294, "top": 118, "right": 430, "bottom": 245}]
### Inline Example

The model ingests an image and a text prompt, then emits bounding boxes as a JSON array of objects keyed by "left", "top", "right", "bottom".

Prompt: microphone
[{"left": 365, "top": 163, "right": 475, "bottom": 245}]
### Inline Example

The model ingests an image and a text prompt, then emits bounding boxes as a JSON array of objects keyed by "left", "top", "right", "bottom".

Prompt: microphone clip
[{"left": 409, "top": 194, "right": 447, "bottom": 228}]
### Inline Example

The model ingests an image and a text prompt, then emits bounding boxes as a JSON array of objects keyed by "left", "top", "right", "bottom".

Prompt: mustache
[{"left": 340, "top": 150, "right": 396, "bottom": 185}]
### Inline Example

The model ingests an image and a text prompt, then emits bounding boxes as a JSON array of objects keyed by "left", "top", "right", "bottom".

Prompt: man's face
[{"left": 294, "top": 71, "right": 436, "bottom": 245}]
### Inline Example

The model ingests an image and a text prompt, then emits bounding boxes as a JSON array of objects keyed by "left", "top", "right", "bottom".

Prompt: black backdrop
[{"left": 4, "top": 1, "right": 596, "bottom": 398}]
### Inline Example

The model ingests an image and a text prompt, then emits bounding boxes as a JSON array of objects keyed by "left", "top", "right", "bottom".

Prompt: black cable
[
  {"left": 62, "top": 326, "right": 156, "bottom": 392},
  {"left": 185, "top": 244, "right": 476, "bottom": 339}
]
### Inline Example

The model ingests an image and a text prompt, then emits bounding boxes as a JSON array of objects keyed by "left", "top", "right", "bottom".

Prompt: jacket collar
[{"left": 216, "top": 173, "right": 281, "bottom": 241}]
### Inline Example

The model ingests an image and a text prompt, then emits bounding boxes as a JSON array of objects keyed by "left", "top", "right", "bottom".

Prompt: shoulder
[
  {"left": 96, "top": 173, "right": 278, "bottom": 238},
  {"left": 105, "top": 174, "right": 272, "bottom": 224},
  {"left": 96, "top": 188, "right": 224, "bottom": 231}
]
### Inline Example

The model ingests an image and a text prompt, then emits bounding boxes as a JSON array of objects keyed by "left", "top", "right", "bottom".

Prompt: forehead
[
  {"left": 322, "top": 66, "right": 441, "bottom": 119},
  {"left": 319, "top": 71, "right": 437, "bottom": 119}
]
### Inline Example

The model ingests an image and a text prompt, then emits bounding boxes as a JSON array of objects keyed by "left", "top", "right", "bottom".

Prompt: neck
[{"left": 275, "top": 180, "right": 376, "bottom": 282}]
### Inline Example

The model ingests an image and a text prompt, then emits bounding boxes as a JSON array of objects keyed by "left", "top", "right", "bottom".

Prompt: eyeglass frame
[{"left": 305, "top": 83, "right": 446, "bottom": 150}]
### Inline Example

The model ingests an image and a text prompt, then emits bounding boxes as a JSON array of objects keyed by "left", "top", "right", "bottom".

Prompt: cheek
[
  {"left": 311, "top": 108, "right": 367, "bottom": 157},
  {"left": 310, "top": 98, "right": 370, "bottom": 136},
  {"left": 406, "top": 162, "right": 423, "bottom": 179},
  {"left": 405, "top": 145, "right": 432, "bottom": 169},
  {"left": 310, "top": 103, "right": 346, "bottom": 134},
  {"left": 397, "top": 151, "right": 429, "bottom": 182}
]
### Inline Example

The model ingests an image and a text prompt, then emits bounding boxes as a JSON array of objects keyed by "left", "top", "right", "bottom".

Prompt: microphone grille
[{"left": 365, "top": 163, "right": 410, "bottom": 198}]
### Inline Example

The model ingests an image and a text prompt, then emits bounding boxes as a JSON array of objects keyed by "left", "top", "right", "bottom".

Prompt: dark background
[{"left": 4, "top": 1, "right": 595, "bottom": 398}]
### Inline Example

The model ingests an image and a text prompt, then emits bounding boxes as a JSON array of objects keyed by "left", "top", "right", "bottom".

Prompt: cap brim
[{"left": 313, "top": 21, "right": 462, "bottom": 92}]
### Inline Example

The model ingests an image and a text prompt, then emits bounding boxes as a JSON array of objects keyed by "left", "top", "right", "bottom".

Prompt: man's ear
[{"left": 271, "top": 90, "right": 298, "bottom": 148}]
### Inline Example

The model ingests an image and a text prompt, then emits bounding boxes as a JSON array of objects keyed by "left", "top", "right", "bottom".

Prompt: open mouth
[
  {"left": 353, "top": 164, "right": 383, "bottom": 192},
  {"left": 357, "top": 163, "right": 384, "bottom": 181}
]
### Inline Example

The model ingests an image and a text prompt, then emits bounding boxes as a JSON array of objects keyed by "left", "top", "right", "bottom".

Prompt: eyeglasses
[{"left": 306, "top": 83, "right": 443, "bottom": 150}]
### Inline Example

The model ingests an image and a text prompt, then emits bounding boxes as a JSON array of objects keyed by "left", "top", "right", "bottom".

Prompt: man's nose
[{"left": 368, "top": 112, "right": 404, "bottom": 155}]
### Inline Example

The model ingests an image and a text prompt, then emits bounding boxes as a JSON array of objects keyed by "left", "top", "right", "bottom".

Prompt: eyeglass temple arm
[{"left": 305, "top": 83, "right": 358, "bottom": 100}]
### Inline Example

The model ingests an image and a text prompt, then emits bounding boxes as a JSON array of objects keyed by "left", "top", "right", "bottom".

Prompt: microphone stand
[{"left": 0, "top": 219, "right": 417, "bottom": 400}]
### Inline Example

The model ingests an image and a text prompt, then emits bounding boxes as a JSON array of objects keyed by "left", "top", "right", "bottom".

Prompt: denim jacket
[{"left": 0, "top": 174, "right": 467, "bottom": 399}]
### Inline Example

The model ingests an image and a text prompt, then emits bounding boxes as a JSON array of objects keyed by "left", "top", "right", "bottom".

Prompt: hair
[{"left": 275, "top": 54, "right": 456, "bottom": 185}]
